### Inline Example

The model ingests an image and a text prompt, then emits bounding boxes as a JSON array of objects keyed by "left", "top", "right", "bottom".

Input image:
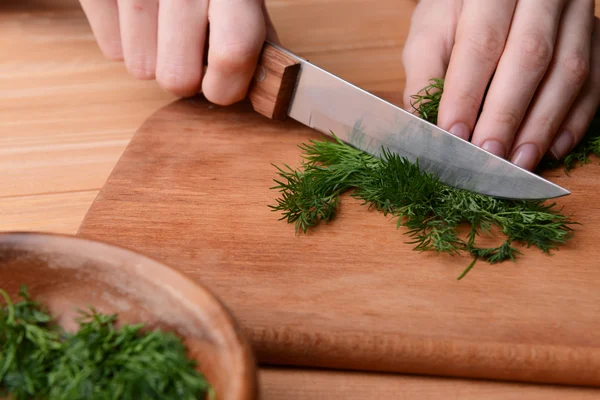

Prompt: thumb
[{"left": 402, "top": 0, "right": 461, "bottom": 117}]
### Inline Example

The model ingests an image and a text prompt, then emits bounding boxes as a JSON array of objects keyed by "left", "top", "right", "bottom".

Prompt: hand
[
  {"left": 79, "top": 0, "right": 279, "bottom": 105},
  {"left": 402, "top": 0, "right": 600, "bottom": 171}
]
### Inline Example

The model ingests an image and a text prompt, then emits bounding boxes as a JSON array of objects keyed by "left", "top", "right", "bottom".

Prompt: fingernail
[
  {"left": 481, "top": 139, "right": 506, "bottom": 158},
  {"left": 549, "top": 130, "right": 574, "bottom": 160},
  {"left": 449, "top": 122, "right": 471, "bottom": 140},
  {"left": 511, "top": 143, "right": 540, "bottom": 170}
]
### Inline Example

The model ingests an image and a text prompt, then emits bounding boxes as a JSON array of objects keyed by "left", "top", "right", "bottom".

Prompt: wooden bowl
[{"left": 0, "top": 231, "right": 258, "bottom": 400}]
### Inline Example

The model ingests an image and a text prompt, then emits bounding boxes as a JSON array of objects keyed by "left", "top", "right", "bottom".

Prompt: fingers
[
  {"left": 469, "top": 0, "right": 567, "bottom": 160},
  {"left": 79, "top": 0, "right": 123, "bottom": 60},
  {"left": 156, "top": 0, "right": 209, "bottom": 97},
  {"left": 436, "top": 0, "right": 516, "bottom": 141},
  {"left": 402, "top": 0, "right": 461, "bottom": 113},
  {"left": 507, "top": 0, "right": 594, "bottom": 170},
  {"left": 116, "top": 0, "right": 158, "bottom": 80},
  {"left": 549, "top": 16, "right": 600, "bottom": 160},
  {"left": 202, "top": 0, "right": 267, "bottom": 105},
  {"left": 84, "top": 0, "right": 270, "bottom": 102}
]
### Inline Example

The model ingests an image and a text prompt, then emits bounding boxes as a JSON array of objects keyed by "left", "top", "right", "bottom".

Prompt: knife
[{"left": 242, "top": 42, "right": 569, "bottom": 200}]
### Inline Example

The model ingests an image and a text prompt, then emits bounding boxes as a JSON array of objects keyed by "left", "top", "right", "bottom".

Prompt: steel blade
[{"left": 282, "top": 50, "right": 569, "bottom": 200}]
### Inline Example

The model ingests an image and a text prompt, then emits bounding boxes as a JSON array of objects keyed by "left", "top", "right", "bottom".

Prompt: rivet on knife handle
[{"left": 248, "top": 43, "right": 301, "bottom": 120}]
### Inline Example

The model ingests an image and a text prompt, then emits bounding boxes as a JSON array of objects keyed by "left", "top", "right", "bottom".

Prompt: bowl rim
[{"left": 0, "top": 230, "right": 258, "bottom": 400}]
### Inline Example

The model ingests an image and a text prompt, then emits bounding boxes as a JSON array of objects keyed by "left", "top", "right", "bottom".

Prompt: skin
[
  {"left": 81, "top": 0, "right": 599, "bottom": 172},
  {"left": 403, "top": 0, "right": 600, "bottom": 171},
  {"left": 78, "top": 0, "right": 279, "bottom": 104}
]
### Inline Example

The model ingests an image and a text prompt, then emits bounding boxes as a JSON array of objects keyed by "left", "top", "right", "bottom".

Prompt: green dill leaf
[
  {"left": 457, "top": 257, "right": 478, "bottom": 280},
  {"left": 0, "top": 287, "right": 61, "bottom": 400},
  {"left": 47, "top": 309, "right": 209, "bottom": 400},
  {"left": 270, "top": 136, "right": 575, "bottom": 275},
  {"left": 409, "top": 78, "right": 443, "bottom": 123},
  {"left": 270, "top": 77, "right": 584, "bottom": 278},
  {"left": 1, "top": 288, "right": 211, "bottom": 399}
]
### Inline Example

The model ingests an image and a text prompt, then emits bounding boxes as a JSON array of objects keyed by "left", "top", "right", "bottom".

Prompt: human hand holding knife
[{"left": 78, "top": 0, "right": 596, "bottom": 199}]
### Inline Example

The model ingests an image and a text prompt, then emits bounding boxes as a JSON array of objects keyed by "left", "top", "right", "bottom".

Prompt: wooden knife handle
[{"left": 246, "top": 43, "right": 301, "bottom": 120}]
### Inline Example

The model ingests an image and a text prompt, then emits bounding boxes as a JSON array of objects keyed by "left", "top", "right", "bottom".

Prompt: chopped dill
[
  {"left": 269, "top": 78, "right": 596, "bottom": 279},
  {"left": 0, "top": 287, "right": 211, "bottom": 400}
]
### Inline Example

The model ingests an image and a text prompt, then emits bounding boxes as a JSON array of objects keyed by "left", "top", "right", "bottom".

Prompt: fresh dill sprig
[
  {"left": 48, "top": 310, "right": 210, "bottom": 400},
  {"left": 270, "top": 136, "right": 574, "bottom": 278},
  {"left": 270, "top": 78, "right": 586, "bottom": 279},
  {"left": 0, "top": 287, "right": 211, "bottom": 400},
  {"left": 409, "top": 78, "right": 443, "bottom": 122},
  {"left": 0, "top": 287, "right": 62, "bottom": 400}
]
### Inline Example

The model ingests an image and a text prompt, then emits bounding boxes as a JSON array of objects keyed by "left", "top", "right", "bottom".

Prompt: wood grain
[
  {"left": 0, "top": 191, "right": 98, "bottom": 234},
  {"left": 4, "top": 0, "right": 600, "bottom": 398},
  {"left": 0, "top": 5, "right": 176, "bottom": 198},
  {"left": 1, "top": 232, "right": 258, "bottom": 400},
  {"left": 248, "top": 44, "right": 301, "bottom": 120},
  {"left": 259, "top": 368, "right": 600, "bottom": 400},
  {"left": 0, "top": 0, "right": 407, "bottom": 200},
  {"left": 78, "top": 95, "right": 600, "bottom": 387}
]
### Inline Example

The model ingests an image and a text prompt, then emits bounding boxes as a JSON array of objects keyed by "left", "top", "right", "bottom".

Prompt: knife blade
[{"left": 245, "top": 42, "right": 569, "bottom": 200}]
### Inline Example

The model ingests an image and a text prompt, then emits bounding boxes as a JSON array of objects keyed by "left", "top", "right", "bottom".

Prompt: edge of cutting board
[{"left": 78, "top": 93, "right": 600, "bottom": 388}]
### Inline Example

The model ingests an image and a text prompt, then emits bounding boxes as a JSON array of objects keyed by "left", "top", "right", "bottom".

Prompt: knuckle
[
  {"left": 464, "top": 26, "right": 505, "bottom": 63},
  {"left": 536, "top": 113, "right": 560, "bottom": 137},
  {"left": 519, "top": 32, "right": 554, "bottom": 71},
  {"left": 131, "top": 2, "right": 145, "bottom": 13},
  {"left": 455, "top": 90, "right": 482, "bottom": 115},
  {"left": 156, "top": 63, "right": 201, "bottom": 95},
  {"left": 130, "top": 68, "right": 154, "bottom": 80},
  {"left": 560, "top": 50, "right": 590, "bottom": 86},
  {"left": 492, "top": 107, "right": 523, "bottom": 130},
  {"left": 127, "top": 59, "right": 155, "bottom": 80},
  {"left": 210, "top": 41, "right": 261, "bottom": 74}
]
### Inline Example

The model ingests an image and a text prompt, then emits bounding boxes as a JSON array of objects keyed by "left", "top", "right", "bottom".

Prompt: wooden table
[{"left": 2, "top": 0, "right": 600, "bottom": 398}]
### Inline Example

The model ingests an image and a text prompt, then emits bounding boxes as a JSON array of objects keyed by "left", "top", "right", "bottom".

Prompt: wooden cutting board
[{"left": 78, "top": 92, "right": 600, "bottom": 387}]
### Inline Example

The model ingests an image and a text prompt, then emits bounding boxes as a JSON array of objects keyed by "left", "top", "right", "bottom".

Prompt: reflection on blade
[{"left": 286, "top": 58, "right": 569, "bottom": 200}]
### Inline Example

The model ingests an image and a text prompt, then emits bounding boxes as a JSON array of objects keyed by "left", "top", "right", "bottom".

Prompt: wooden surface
[
  {"left": 0, "top": 0, "right": 407, "bottom": 233},
  {"left": 4, "top": 0, "right": 600, "bottom": 398},
  {"left": 258, "top": 368, "right": 600, "bottom": 399},
  {"left": 1, "top": 232, "right": 258, "bottom": 400},
  {"left": 0, "top": 0, "right": 177, "bottom": 233},
  {"left": 78, "top": 92, "right": 600, "bottom": 387}
]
